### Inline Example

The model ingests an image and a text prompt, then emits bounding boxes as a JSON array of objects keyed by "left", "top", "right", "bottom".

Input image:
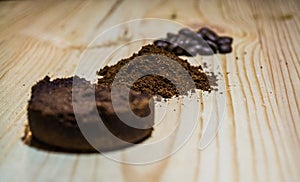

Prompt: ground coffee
[{"left": 97, "top": 44, "right": 211, "bottom": 98}]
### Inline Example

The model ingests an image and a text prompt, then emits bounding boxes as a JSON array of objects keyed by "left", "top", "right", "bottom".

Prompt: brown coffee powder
[{"left": 97, "top": 44, "right": 211, "bottom": 98}]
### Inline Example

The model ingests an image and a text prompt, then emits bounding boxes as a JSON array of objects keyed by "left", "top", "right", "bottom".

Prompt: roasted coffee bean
[
  {"left": 168, "top": 36, "right": 178, "bottom": 44},
  {"left": 183, "top": 38, "right": 191, "bottom": 45},
  {"left": 166, "top": 42, "right": 178, "bottom": 52},
  {"left": 177, "top": 39, "right": 185, "bottom": 46},
  {"left": 218, "top": 44, "right": 232, "bottom": 54},
  {"left": 197, "top": 45, "right": 214, "bottom": 56},
  {"left": 166, "top": 33, "right": 177, "bottom": 39},
  {"left": 178, "top": 28, "right": 194, "bottom": 36},
  {"left": 197, "top": 27, "right": 219, "bottom": 42},
  {"left": 179, "top": 28, "right": 201, "bottom": 40},
  {"left": 193, "top": 44, "right": 203, "bottom": 52},
  {"left": 166, "top": 33, "right": 179, "bottom": 44},
  {"left": 194, "top": 33, "right": 207, "bottom": 45},
  {"left": 203, "top": 32, "right": 219, "bottom": 42},
  {"left": 173, "top": 46, "right": 186, "bottom": 56},
  {"left": 197, "top": 27, "right": 209, "bottom": 35},
  {"left": 217, "top": 36, "right": 233, "bottom": 45},
  {"left": 185, "top": 46, "right": 198, "bottom": 56},
  {"left": 188, "top": 39, "right": 200, "bottom": 47},
  {"left": 154, "top": 40, "right": 169, "bottom": 48},
  {"left": 206, "top": 40, "right": 218, "bottom": 53},
  {"left": 177, "top": 34, "right": 188, "bottom": 46},
  {"left": 179, "top": 43, "right": 190, "bottom": 50}
]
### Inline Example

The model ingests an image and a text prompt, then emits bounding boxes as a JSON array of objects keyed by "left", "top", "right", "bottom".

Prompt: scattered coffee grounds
[
  {"left": 154, "top": 27, "right": 233, "bottom": 56},
  {"left": 97, "top": 44, "right": 211, "bottom": 98},
  {"left": 25, "top": 76, "right": 154, "bottom": 152}
]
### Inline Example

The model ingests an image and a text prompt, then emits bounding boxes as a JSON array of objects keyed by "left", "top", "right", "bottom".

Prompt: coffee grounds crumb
[
  {"left": 97, "top": 44, "right": 211, "bottom": 98},
  {"left": 155, "top": 96, "right": 162, "bottom": 102},
  {"left": 205, "top": 71, "right": 219, "bottom": 91},
  {"left": 170, "top": 13, "right": 177, "bottom": 19}
]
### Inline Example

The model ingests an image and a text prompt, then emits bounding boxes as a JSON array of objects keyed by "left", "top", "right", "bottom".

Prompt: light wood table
[{"left": 0, "top": 0, "right": 299, "bottom": 181}]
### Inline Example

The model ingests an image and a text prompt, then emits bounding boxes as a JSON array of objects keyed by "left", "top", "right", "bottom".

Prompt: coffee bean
[
  {"left": 178, "top": 28, "right": 194, "bottom": 36},
  {"left": 167, "top": 33, "right": 177, "bottom": 39},
  {"left": 217, "top": 36, "right": 233, "bottom": 45},
  {"left": 193, "top": 44, "right": 203, "bottom": 52},
  {"left": 197, "top": 45, "right": 214, "bottom": 56},
  {"left": 197, "top": 27, "right": 210, "bottom": 35},
  {"left": 166, "top": 42, "right": 178, "bottom": 52},
  {"left": 168, "top": 36, "right": 178, "bottom": 44},
  {"left": 197, "top": 27, "right": 219, "bottom": 42},
  {"left": 154, "top": 40, "right": 169, "bottom": 48},
  {"left": 166, "top": 33, "right": 179, "bottom": 44},
  {"left": 179, "top": 28, "right": 202, "bottom": 41},
  {"left": 177, "top": 34, "right": 188, "bottom": 46},
  {"left": 206, "top": 40, "right": 218, "bottom": 53},
  {"left": 173, "top": 46, "right": 186, "bottom": 56},
  {"left": 218, "top": 44, "right": 232, "bottom": 54},
  {"left": 185, "top": 46, "right": 198, "bottom": 56},
  {"left": 183, "top": 38, "right": 191, "bottom": 45},
  {"left": 194, "top": 33, "right": 206, "bottom": 44},
  {"left": 180, "top": 44, "right": 190, "bottom": 51},
  {"left": 177, "top": 39, "right": 185, "bottom": 46},
  {"left": 204, "top": 32, "right": 219, "bottom": 42},
  {"left": 188, "top": 40, "right": 200, "bottom": 46}
]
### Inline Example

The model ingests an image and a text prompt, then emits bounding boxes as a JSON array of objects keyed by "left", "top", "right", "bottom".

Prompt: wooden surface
[{"left": 0, "top": 0, "right": 299, "bottom": 181}]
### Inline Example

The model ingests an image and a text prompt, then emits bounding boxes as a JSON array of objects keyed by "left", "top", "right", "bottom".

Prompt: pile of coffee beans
[{"left": 154, "top": 27, "right": 233, "bottom": 56}]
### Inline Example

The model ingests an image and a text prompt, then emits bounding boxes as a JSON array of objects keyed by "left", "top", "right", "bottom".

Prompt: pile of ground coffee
[
  {"left": 154, "top": 27, "right": 233, "bottom": 56},
  {"left": 97, "top": 44, "right": 211, "bottom": 98}
]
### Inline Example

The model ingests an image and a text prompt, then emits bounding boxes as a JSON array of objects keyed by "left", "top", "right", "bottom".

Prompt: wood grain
[{"left": 0, "top": 0, "right": 299, "bottom": 181}]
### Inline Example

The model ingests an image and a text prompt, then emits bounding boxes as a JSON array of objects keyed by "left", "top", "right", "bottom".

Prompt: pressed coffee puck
[{"left": 27, "top": 76, "right": 154, "bottom": 152}]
